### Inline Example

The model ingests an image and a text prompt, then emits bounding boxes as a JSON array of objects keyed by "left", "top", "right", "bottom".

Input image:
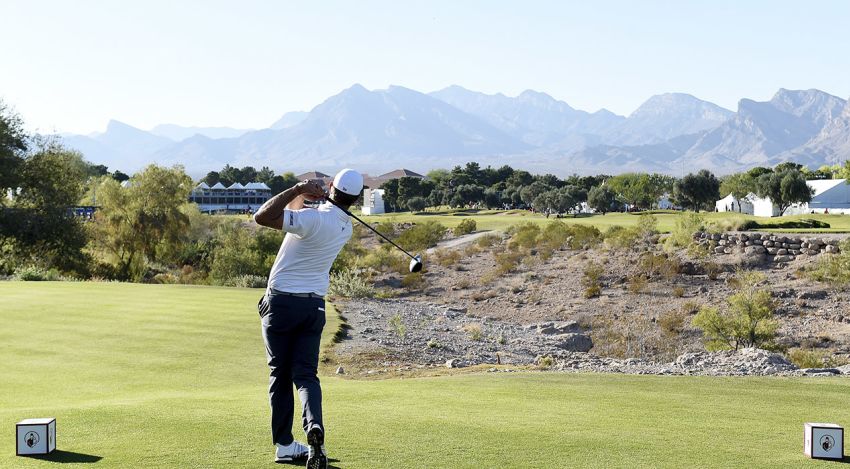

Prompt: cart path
[{"left": 427, "top": 230, "right": 497, "bottom": 253}]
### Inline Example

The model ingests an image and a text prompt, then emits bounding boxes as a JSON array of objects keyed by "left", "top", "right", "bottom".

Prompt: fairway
[
  {"left": 1, "top": 282, "right": 849, "bottom": 468},
  {"left": 359, "top": 209, "right": 850, "bottom": 233}
]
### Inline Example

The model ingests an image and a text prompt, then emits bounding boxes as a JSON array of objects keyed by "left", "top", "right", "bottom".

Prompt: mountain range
[{"left": 56, "top": 85, "right": 850, "bottom": 178}]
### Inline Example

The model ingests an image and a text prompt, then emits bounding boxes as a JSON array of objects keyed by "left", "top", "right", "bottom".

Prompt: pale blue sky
[{"left": 2, "top": 0, "right": 849, "bottom": 134}]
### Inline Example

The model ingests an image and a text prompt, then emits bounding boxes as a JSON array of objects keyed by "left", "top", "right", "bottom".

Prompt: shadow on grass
[
  {"left": 25, "top": 450, "right": 102, "bottom": 463},
  {"left": 277, "top": 457, "right": 341, "bottom": 468}
]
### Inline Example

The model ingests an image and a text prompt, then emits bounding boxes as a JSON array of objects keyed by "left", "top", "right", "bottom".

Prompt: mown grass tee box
[{"left": 16, "top": 418, "right": 56, "bottom": 456}]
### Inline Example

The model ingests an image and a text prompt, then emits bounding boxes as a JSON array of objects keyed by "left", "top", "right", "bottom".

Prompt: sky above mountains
[{"left": 3, "top": 1, "right": 850, "bottom": 134}]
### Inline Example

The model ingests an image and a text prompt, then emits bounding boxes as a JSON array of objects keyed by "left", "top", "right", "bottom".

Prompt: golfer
[{"left": 253, "top": 169, "right": 363, "bottom": 468}]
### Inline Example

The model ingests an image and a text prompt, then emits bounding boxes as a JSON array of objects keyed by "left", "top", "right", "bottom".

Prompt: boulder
[{"left": 554, "top": 333, "right": 593, "bottom": 352}]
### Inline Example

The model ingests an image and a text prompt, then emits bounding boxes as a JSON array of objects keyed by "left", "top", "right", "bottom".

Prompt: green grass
[
  {"left": 360, "top": 209, "right": 850, "bottom": 233},
  {"left": 2, "top": 282, "right": 849, "bottom": 468}
]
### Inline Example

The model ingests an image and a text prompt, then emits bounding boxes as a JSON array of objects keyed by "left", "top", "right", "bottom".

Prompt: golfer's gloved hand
[{"left": 296, "top": 181, "right": 326, "bottom": 201}]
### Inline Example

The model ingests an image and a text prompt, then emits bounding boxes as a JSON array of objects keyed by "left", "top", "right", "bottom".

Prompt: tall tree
[
  {"left": 673, "top": 170, "right": 720, "bottom": 211},
  {"left": 756, "top": 167, "right": 813, "bottom": 215},
  {"left": 587, "top": 185, "right": 618, "bottom": 214},
  {"left": 88, "top": 165, "right": 193, "bottom": 280},
  {"left": 0, "top": 101, "right": 27, "bottom": 199}
]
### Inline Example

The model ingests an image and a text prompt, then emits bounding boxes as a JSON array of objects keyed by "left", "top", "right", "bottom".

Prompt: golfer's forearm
[{"left": 254, "top": 186, "right": 302, "bottom": 229}]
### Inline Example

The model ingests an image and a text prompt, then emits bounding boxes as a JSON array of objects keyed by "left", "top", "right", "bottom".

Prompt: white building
[
  {"left": 189, "top": 181, "right": 271, "bottom": 213},
  {"left": 786, "top": 179, "right": 850, "bottom": 215},
  {"left": 361, "top": 188, "right": 385, "bottom": 215},
  {"left": 715, "top": 193, "right": 755, "bottom": 215},
  {"left": 726, "top": 179, "right": 850, "bottom": 217}
]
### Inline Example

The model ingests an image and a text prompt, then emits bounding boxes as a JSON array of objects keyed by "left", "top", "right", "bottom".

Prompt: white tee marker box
[
  {"left": 16, "top": 418, "right": 56, "bottom": 456},
  {"left": 804, "top": 422, "right": 843, "bottom": 460}
]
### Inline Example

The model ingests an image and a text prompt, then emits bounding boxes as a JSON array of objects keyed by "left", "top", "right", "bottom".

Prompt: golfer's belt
[{"left": 267, "top": 288, "right": 324, "bottom": 299}]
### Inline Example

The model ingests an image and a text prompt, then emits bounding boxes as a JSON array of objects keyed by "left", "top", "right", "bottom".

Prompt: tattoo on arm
[{"left": 253, "top": 185, "right": 302, "bottom": 229}]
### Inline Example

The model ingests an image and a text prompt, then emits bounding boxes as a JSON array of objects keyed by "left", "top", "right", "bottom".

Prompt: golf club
[{"left": 324, "top": 196, "right": 423, "bottom": 273}]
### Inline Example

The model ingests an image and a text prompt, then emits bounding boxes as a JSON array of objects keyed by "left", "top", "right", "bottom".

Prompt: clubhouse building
[{"left": 189, "top": 182, "right": 272, "bottom": 213}]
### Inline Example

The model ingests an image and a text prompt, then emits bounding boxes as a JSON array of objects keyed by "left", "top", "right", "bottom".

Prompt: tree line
[
  {"left": 379, "top": 160, "right": 850, "bottom": 215},
  {"left": 201, "top": 165, "right": 299, "bottom": 193}
]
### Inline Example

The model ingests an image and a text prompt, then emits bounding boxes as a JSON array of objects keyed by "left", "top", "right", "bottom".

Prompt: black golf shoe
[{"left": 306, "top": 427, "right": 327, "bottom": 469}]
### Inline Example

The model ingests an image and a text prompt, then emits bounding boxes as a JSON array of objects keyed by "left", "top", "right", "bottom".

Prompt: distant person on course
[{"left": 253, "top": 169, "right": 363, "bottom": 468}]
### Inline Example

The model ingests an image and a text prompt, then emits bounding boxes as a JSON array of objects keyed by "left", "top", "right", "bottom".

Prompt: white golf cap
[{"left": 332, "top": 168, "right": 363, "bottom": 196}]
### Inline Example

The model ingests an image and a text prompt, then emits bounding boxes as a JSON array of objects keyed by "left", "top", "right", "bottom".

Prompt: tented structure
[
  {"left": 715, "top": 193, "right": 755, "bottom": 215},
  {"left": 786, "top": 179, "right": 850, "bottom": 215}
]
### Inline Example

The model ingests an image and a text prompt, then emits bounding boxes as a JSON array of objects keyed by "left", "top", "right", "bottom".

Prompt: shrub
[
  {"left": 627, "top": 274, "right": 648, "bottom": 294},
  {"left": 672, "top": 286, "right": 685, "bottom": 298},
  {"left": 537, "top": 356, "right": 555, "bottom": 369},
  {"left": 581, "top": 262, "right": 604, "bottom": 298},
  {"left": 454, "top": 218, "right": 477, "bottom": 236},
  {"left": 692, "top": 270, "right": 779, "bottom": 351},
  {"left": 328, "top": 270, "right": 375, "bottom": 298},
  {"left": 603, "top": 225, "right": 641, "bottom": 250},
  {"left": 426, "top": 338, "right": 441, "bottom": 349},
  {"left": 665, "top": 212, "right": 704, "bottom": 250},
  {"left": 360, "top": 246, "right": 408, "bottom": 274},
  {"left": 401, "top": 272, "right": 424, "bottom": 289},
  {"left": 702, "top": 260, "right": 722, "bottom": 280},
  {"left": 396, "top": 221, "right": 447, "bottom": 251},
  {"left": 566, "top": 225, "right": 602, "bottom": 250},
  {"left": 434, "top": 249, "right": 463, "bottom": 267},
  {"left": 638, "top": 252, "right": 679, "bottom": 280},
  {"left": 807, "top": 240, "right": 850, "bottom": 286},
  {"left": 230, "top": 274, "right": 267, "bottom": 288},
  {"left": 13, "top": 265, "right": 61, "bottom": 281},
  {"left": 787, "top": 348, "right": 834, "bottom": 369},
  {"left": 658, "top": 308, "right": 687, "bottom": 336},
  {"left": 507, "top": 223, "right": 540, "bottom": 250},
  {"left": 463, "top": 323, "right": 483, "bottom": 341},
  {"left": 476, "top": 233, "right": 501, "bottom": 248},
  {"left": 388, "top": 314, "right": 406, "bottom": 338}
]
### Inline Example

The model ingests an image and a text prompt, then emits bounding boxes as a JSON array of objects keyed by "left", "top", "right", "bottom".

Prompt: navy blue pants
[{"left": 259, "top": 292, "right": 326, "bottom": 445}]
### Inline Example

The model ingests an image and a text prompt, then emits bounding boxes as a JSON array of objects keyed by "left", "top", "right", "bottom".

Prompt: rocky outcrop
[{"left": 693, "top": 231, "right": 842, "bottom": 263}]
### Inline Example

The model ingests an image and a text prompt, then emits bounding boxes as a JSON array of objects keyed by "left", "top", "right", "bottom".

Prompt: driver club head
[{"left": 409, "top": 255, "right": 423, "bottom": 273}]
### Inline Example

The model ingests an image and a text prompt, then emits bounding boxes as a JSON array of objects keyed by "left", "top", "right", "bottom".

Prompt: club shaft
[{"left": 325, "top": 198, "right": 418, "bottom": 261}]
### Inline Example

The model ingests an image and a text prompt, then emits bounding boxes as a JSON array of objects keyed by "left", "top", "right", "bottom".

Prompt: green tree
[
  {"left": 587, "top": 185, "right": 618, "bottom": 214},
  {"left": 268, "top": 172, "right": 298, "bottom": 194},
  {"left": 755, "top": 167, "right": 813, "bottom": 215},
  {"left": 719, "top": 172, "right": 756, "bottom": 199},
  {"left": 406, "top": 196, "right": 426, "bottom": 211},
  {"left": 111, "top": 170, "right": 130, "bottom": 182},
  {"left": 0, "top": 101, "right": 27, "bottom": 199},
  {"left": 88, "top": 165, "right": 193, "bottom": 280},
  {"left": 520, "top": 180, "right": 552, "bottom": 207},
  {"left": 380, "top": 179, "right": 400, "bottom": 212},
  {"left": 202, "top": 171, "right": 220, "bottom": 186},
  {"left": 607, "top": 173, "right": 655, "bottom": 210},
  {"left": 692, "top": 271, "right": 779, "bottom": 351},
  {"left": 2, "top": 142, "right": 90, "bottom": 273},
  {"left": 256, "top": 166, "right": 275, "bottom": 184},
  {"left": 672, "top": 170, "right": 720, "bottom": 211}
]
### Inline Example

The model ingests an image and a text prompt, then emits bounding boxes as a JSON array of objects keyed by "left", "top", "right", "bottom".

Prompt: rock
[
  {"left": 535, "top": 321, "right": 581, "bottom": 335},
  {"left": 745, "top": 245, "right": 766, "bottom": 255},
  {"left": 554, "top": 333, "right": 593, "bottom": 352},
  {"left": 336, "top": 366, "right": 345, "bottom": 375},
  {"left": 825, "top": 244, "right": 839, "bottom": 253},
  {"left": 773, "top": 255, "right": 794, "bottom": 263},
  {"left": 446, "top": 359, "right": 459, "bottom": 368},
  {"left": 837, "top": 364, "right": 850, "bottom": 375},
  {"left": 714, "top": 246, "right": 726, "bottom": 254},
  {"left": 801, "top": 368, "right": 840, "bottom": 375},
  {"left": 797, "top": 290, "right": 828, "bottom": 300}
]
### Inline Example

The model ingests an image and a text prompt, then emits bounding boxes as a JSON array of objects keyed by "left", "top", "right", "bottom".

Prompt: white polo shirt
[{"left": 267, "top": 202, "right": 352, "bottom": 296}]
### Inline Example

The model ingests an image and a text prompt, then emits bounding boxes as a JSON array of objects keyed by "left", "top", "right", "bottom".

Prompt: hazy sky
[{"left": 3, "top": 0, "right": 849, "bottom": 134}]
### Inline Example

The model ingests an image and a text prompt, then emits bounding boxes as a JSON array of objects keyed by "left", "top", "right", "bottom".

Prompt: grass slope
[
  {"left": 360, "top": 209, "right": 850, "bottom": 233},
  {"left": 1, "top": 282, "right": 848, "bottom": 468}
]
